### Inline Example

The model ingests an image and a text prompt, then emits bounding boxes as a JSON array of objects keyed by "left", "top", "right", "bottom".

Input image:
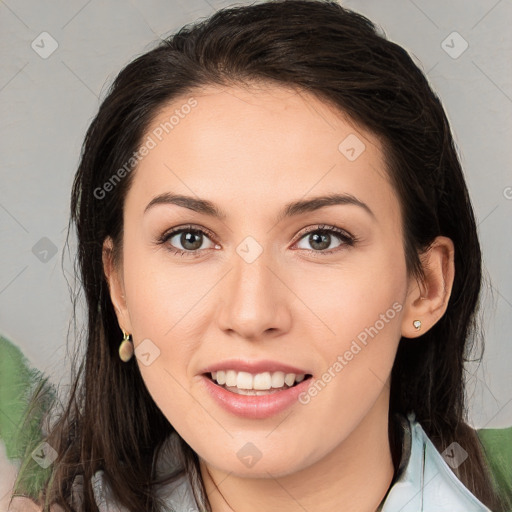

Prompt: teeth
[
  {"left": 237, "top": 371, "right": 253, "bottom": 389},
  {"left": 210, "top": 370, "right": 307, "bottom": 390},
  {"left": 271, "top": 371, "right": 285, "bottom": 388},
  {"left": 226, "top": 370, "right": 237, "bottom": 387}
]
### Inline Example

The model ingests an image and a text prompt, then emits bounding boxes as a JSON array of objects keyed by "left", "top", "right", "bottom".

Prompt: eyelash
[{"left": 157, "top": 223, "right": 357, "bottom": 258}]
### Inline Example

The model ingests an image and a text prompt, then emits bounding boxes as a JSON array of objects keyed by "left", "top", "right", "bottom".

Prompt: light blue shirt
[
  {"left": 90, "top": 412, "right": 492, "bottom": 511},
  {"left": 380, "top": 412, "right": 491, "bottom": 511}
]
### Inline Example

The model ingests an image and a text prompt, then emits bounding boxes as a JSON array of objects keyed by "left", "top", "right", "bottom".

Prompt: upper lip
[{"left": 201, "top": 359, "right": 312, "bottom": 376}]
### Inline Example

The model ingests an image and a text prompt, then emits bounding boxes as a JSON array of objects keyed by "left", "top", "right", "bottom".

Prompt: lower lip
[{"left": 200, "top": 374, "right": 313, "bottom": 419}]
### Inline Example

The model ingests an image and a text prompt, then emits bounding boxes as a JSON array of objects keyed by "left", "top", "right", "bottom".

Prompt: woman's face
[{"left": 107, "top": 83, "right": 414, "bottom": 477}]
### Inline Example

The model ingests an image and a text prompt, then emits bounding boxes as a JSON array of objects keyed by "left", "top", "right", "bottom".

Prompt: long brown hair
[{"left": 11, "top": 0, "right": 504, "bottom": 510}]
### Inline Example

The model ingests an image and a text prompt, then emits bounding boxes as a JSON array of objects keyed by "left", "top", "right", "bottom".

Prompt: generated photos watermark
[
  {"left": 298, "top": 301, "right": 403, "bottom": 405},
  {"left": 93, "top": 97, "right": 198, "bottom": 200}
]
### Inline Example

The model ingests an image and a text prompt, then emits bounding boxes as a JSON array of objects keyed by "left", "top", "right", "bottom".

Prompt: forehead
[{"left": 126, "top": 83, "right": 398, "bottom": 223}]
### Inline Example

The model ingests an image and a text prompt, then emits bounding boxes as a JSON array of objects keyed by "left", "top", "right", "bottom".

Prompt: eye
[
  {"left": 158, "top": 225, "right": 218, "bottom": 257},
  {"left": 157, "top": 223, "right": 357, "bottom": 258},
  {"left": 294, "top": 224, "right": 356, "bottom": 254}
]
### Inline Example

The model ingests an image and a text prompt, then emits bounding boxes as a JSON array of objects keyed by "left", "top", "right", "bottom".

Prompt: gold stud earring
[
  {"left": 413, "top": 320, "right": 422, "bottom": 330},
  {"left": 119, "top": 330, "right": 134, "bottom": 362}
]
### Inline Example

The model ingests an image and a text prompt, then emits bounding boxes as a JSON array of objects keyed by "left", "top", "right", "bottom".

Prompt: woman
[{"left": 8, "top": 0, "right": 506, "bottom": 510}]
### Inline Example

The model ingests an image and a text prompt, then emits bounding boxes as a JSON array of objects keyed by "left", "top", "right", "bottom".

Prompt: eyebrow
[{"left": 144, "top": 192, "right": 375, "bottom": 221}]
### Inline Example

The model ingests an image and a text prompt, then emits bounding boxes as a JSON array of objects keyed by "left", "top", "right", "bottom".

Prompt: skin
[{"left": 103, "top": 83, "right": 455, "bottom": 512}]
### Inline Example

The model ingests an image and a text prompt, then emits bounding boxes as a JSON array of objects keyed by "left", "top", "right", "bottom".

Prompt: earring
[
  {"left": 413, "top": 320, "right": 422, "bottom": 331},
  {"left": 119, "top": 330, "right": 134, "bottom": 362}
]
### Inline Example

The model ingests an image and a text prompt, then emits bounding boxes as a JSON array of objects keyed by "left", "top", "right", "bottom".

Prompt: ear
[
  {"left": 401, "top": 236, "right": 455, "bottom": 338},
  {"left": 102, "top": 237, "right": 132, "bottom": 334}
]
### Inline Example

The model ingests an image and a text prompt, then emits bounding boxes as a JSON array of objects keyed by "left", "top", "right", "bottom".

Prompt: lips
[
  {"left": 200, "top": 372, "right": 314, "bottom": 419},
  {"left": 200, "top": 358, "right": 312, "bottom": 376}
]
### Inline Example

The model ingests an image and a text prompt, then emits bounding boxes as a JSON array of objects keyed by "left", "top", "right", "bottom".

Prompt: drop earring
[
  {"left": 413, "top": 320, "right": 422, "bottom": 331},
  {"left": 119, "top": 330, "right": 134, "bottom": 362}
]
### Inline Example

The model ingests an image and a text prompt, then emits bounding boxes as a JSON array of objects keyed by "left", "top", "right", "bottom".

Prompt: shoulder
[
  {"left": 91, "top": 470, "right": 198, "bottom": 512},
  {"left": 90, "top": 431, "right": 200, "bottom": 511},
  {"left": 382, "top": 413, "right": 492, "bottom": 512},
  {"left": 7, "top": 496, "right": 65, "bottom": 512}
]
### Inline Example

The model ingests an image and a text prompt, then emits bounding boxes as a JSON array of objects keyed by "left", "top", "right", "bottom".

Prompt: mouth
[{"left": 203, "top": 370, "right": 314, "bottom": 396}]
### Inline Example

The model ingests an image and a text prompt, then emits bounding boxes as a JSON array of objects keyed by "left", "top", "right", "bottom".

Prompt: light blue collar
[{"left": 380, "top": 412, "right": 491, "bottom": 511}]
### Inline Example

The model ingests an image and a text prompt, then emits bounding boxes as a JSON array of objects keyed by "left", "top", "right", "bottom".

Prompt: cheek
[
  {"left": 120, "top": 244, "right": 213, "bottom": 424},
  {"left": 293, "top": 240, "right": 407, "bottom": 343},
  {"left": 124, "top": 265, "right": 205, "bottom": 435},
  {"left": 291, "top": 246, "right": 406, "bottom": 413},
  {"left": 121, "top": 237, "right": 208, "bottom": 341}
]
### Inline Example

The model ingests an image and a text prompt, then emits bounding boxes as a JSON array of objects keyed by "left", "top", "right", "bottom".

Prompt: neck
[{"left": 199, "top": 390, "right": 396, "bottom": 512}]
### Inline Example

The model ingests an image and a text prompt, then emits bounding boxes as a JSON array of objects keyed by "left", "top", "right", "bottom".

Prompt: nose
[{"left": 215, "top": 244, "right": 292, "bottom": 340}]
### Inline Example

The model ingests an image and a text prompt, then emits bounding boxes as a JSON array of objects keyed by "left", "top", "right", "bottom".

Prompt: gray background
[{"left": 0, "top": 0, "right": 511, "bottom": 428}]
